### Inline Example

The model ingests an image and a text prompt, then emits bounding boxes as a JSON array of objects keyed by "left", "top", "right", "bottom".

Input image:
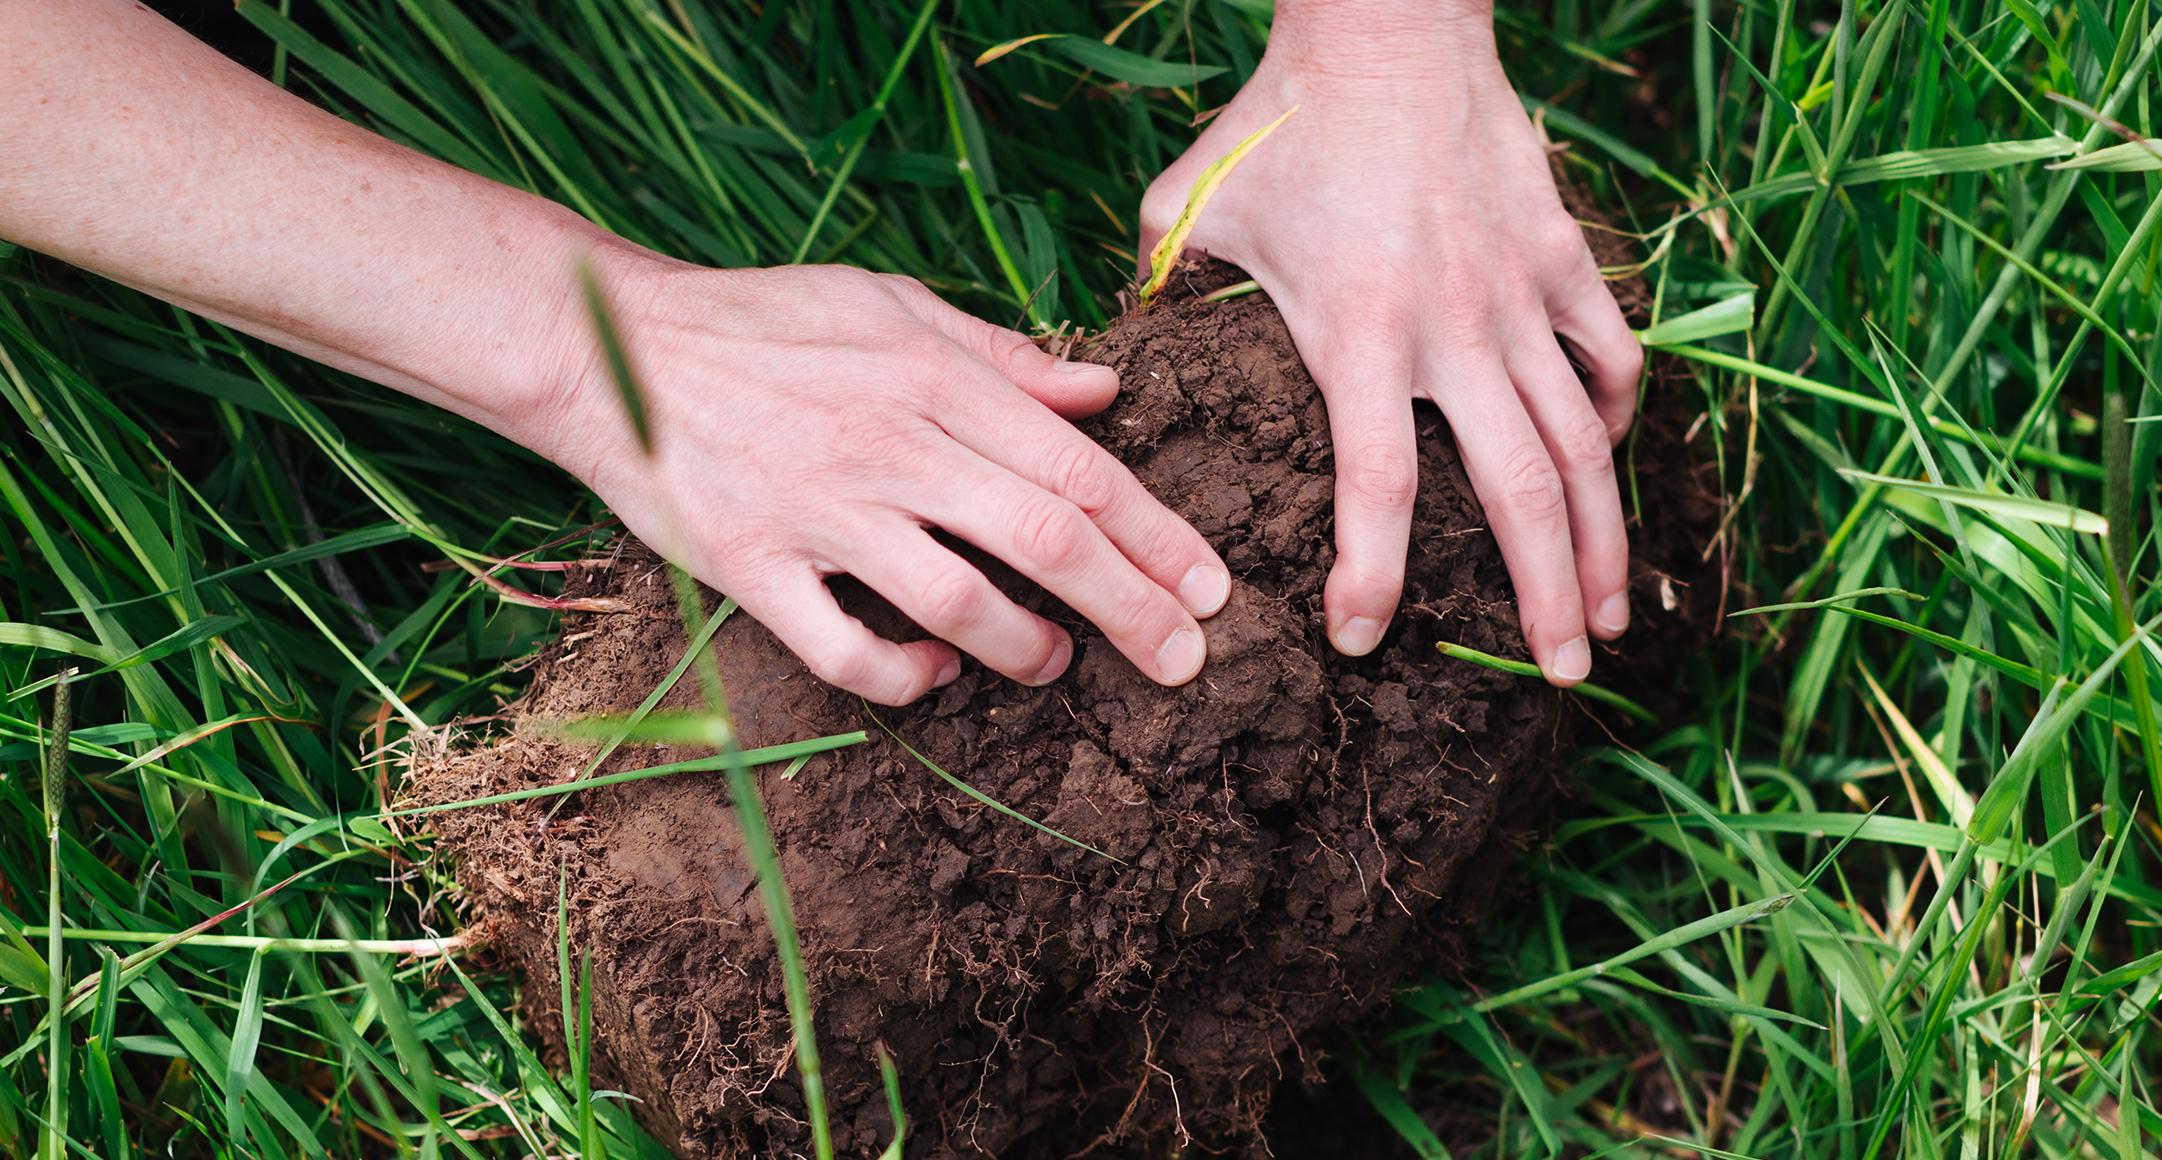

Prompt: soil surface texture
[{"left": 408, "top": 242, "right": 1718, "bottom": 1158}]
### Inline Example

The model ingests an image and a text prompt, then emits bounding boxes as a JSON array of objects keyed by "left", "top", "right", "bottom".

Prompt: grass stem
[{"left": 1436, "top": 642, "right": 1658, "bottom": 723}]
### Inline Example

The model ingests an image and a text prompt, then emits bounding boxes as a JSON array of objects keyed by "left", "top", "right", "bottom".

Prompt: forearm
[{"left": 0, "top": 0, "right": 615, "bottom": 449}]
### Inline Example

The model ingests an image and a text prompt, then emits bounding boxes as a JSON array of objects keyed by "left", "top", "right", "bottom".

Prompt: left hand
[{"left": 1138, "top": 1, "right": 1643, "bottom": 685}]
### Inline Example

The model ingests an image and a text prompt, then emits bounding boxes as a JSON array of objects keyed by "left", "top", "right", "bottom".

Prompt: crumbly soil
[{"left": 407, "top": 231, "right": 1719, "bottom": 1158}]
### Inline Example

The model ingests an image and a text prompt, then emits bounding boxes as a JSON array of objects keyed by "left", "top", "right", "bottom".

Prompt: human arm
[
  {"left": 1, "top": 0, "right": 1233, "bottom": 704},
  {"left": 1140, "top": 0, "right": 1643, "bottom": 685}
]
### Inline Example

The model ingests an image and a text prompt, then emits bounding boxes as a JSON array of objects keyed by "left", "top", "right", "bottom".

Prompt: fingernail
[
  {"left": 1025, "top": 635, "right": 1074, "bottom": 686},
  {"left": 1596, "top": 592, "right": 1630, "bottom": 635},
  {"left": 1550, "top": 636, "right": 1592, "bottom": 683},
  {"left": 1178, "top": 564, "right": 1231, "bottom": 616},
  {"left": 1333, "top": 615, "right": 1386, "bottom": 657},
  {"left": 1053, "top": 359, "right": 1105, "bottom": 375},
  {"left": 1155, "top": 627, "right": 1206, "bottom": 683},
  {"left": 934, "top": 657, "right": 962, "bottom": 688}
]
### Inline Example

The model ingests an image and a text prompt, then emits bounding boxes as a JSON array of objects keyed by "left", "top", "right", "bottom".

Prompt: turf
[{"left": 0, "top": 0, "right": 2158, "bottom": 1156}]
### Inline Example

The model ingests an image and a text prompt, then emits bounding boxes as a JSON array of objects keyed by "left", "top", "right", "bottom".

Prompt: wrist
[
  {"left": 499, "top": 230, "right": 692, "bottom": 488},
  {"left": 422, "top": 201, "right": 643, "bottom": 457},
  {"left": 1264, "top": 0, "right": 1496, "bottom": 83}
]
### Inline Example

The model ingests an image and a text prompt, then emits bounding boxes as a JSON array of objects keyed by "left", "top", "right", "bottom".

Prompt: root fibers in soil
[{"left": 407, "top": 252, "right": 1717, "bottom": 1158}]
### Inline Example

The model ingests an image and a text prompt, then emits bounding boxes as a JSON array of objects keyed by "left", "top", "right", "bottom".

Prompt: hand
[
  {"left": 527, "top": 253, "right": 1232, "bottom": 706},
  {"left": 1138, "top": 0, "right": 1643, "bottom": 685},
  {"left": 0, "top": 0, "right": 1227, "bottom": 709}
]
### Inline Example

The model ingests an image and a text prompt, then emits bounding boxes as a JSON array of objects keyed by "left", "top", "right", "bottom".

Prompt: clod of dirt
[{"left": 408, "top": 248, "right": 1717, "bottom": 1158}]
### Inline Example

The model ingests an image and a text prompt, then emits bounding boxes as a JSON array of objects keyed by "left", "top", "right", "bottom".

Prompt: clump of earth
[{"left": 406, "top": 228, "right": 1717, "bottom": 1158}]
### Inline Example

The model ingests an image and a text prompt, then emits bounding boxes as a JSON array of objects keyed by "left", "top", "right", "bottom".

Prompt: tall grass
[{"left": 0, "top": 0, "right": 2155, "bottom": 1157}]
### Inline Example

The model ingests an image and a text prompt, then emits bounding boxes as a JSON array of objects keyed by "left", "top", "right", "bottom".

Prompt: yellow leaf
[
  {"left": 1859, "top": 666, "right": 1974, "bottom": 828},
  {"left": 1103, "top": 0, "right": 1175, "bottom": 45},
  {"left": 1140, "top": 105, "right": 1299, "bottom": 305},
  {"left": 975, "top": 34, "right": 1061, "bottom": 67}
]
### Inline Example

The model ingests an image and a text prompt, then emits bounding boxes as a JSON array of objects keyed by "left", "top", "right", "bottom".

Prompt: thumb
[
  {"left": 978, "top": 323, "right": 1120, "bottom": 419},
  {"left": 903, "top": 286, "right": 1120, "bottom": 418}
]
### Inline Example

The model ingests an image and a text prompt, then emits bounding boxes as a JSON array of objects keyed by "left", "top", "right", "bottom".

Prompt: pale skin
[
  {"left": 0, "top": 0, "right": 1636, "bottom": 703},
  {"left": 1143, "top": 0, "right": 1643, "bottom": 680}
]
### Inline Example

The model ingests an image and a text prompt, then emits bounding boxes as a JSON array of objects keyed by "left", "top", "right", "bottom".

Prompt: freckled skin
[
  {"left": 0, "top": 0, "right": 1229, "bottom": 706},
  {"left": 2, "top": 0, "right": 1637, "bottom": 702}
]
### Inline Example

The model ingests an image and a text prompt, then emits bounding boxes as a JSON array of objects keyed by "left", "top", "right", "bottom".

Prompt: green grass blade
[
  {"left": 1436, "top": 641, "right": 1659, "bottom": 721},
  {"left": 221, "top": 949, "right": 269, "bottom": 1150},
  {"left": 867, "top": 706, "right": 1124, "bottom": 862}
]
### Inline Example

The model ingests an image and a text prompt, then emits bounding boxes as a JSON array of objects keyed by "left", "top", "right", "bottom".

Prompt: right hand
[{"left": 525, "top": 252, "right": 1231, "bottom": 706}]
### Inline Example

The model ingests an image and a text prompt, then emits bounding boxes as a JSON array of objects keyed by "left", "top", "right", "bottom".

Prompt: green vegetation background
[{"left": 2, "top": 0, "right": 2161, "bottom": 1155}]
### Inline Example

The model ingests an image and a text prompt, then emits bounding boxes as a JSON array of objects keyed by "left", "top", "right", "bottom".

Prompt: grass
[
  {"left": 0, "top": 0, "right": 2157, "bottom": 1156},
  {"left": 1135, "top": 101, "right": 1300, "bottom": 304}
]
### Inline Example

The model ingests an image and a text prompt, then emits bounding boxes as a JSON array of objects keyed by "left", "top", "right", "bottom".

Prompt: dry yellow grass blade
[
  {"left": 1140, "top": 105, "right": 1299, "bottom": 305},
  {"left": 1860, "top": 665, "right": 1975, "bottom": 829},
  {"left": 974, "top": 33, "right": 1061, "bottom": 66},
  {"left": 1103, "top": 0, "right": 1176, "bottom": 45}
]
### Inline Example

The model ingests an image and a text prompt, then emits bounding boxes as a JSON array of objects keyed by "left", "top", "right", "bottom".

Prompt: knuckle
[
  {"left": 1499, "top": 265, "right": 1546, "bottom": 313},
  {"left": 1537, "top": 211, "right": 1590, "bottom": 260},
  {"left": 883, "top": 274, "right": 944, "bottom": 314},
  {"left": 911, "top": 564, "right": 989, "bottom": 634},
  {"left": 1007, "top": 493, "right": 1094, "bottom": 575},
  {"left": 1040, "top": 439, "right": 1120, "bottom": 517},
  {"left": 1344, "top": 443, "right": 1419, "bottom": 513},
  {"left": 980, "top": 322, "right": 1035, "bottom": 363},
  {"left": 799, "top": 639, "right": 873, "bottom": 693},
  {"left": 1553, "top": 411, "right": 1617, "bottom": 470},
  {"left": 1498, "top": 446, "right": 1568, "bottom": 521},
  {"left": 1337, "top": 558, "right": 1403, "bottom": 599},
  {"left": 1432, "top": 278, "right": 1503, "bottom": 341}
]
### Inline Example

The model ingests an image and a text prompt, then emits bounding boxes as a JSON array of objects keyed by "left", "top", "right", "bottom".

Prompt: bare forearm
[
  {"left": 0, "top": 0, "right": 1251, "bottom": 706},
  {"left": 0, "top": 0, "right": 610, "bottom": 447}
]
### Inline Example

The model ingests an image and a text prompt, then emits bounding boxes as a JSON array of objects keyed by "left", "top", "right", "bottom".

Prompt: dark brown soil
[{"left": 407, "top": 239, "right": 1719, "bottom": 1158}]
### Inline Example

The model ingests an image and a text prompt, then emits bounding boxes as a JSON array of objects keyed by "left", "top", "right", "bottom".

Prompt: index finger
[
  {"left": 938, "top": 396, "right": 1233, "bottom": 621},
  {"left": 1547, "top": 260, "right": 1645, "bottom": 443},
  {"left": 1431, "top": 358, "right": 1592, "bottom": 685}
]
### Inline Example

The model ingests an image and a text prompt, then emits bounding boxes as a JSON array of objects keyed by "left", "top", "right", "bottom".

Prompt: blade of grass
[
  {"left": 865, "top": 705, "right": 1123, "bottom": 861},
  {"left": 791, "top": 0, "right": 944, "bottom": 263},
  {"left": 1139, "top": 104, "right": 1297, "bottom": 303},
  {"left": 386, "top": 733, "right": 869, "bottom": 816},
  {"left": 1437, "top": 640, "right": 1659, "bottom": 722}
]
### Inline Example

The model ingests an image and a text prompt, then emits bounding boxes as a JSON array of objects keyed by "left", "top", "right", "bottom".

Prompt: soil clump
[{"left": 408, "top": 241, "right": 1718, "bottom": 1157}]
